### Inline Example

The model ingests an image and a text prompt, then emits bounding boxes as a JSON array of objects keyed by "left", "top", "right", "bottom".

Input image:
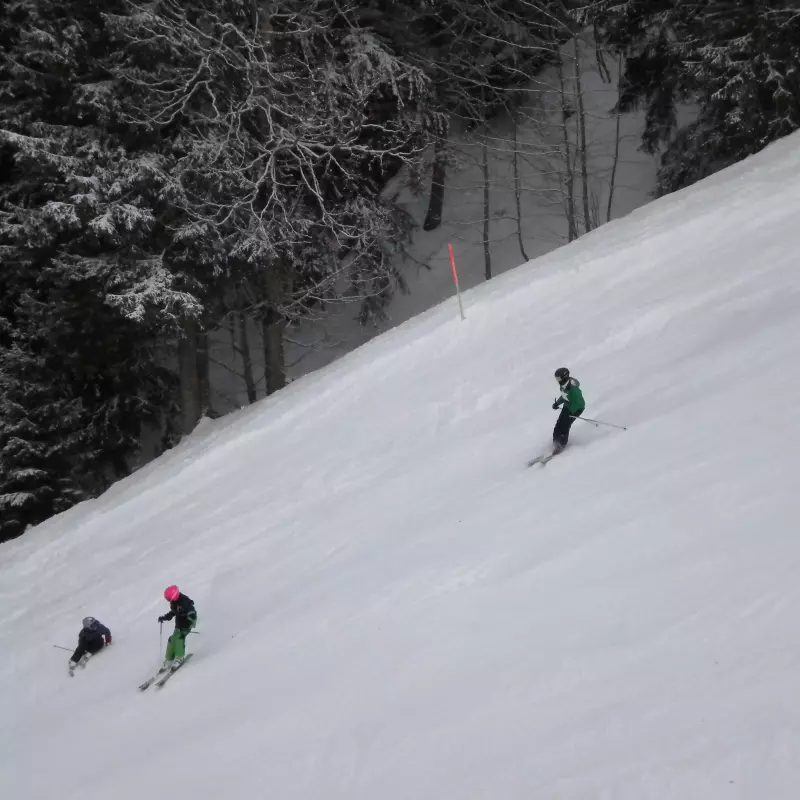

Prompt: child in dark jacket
[
  {"left": 69, "top": 617, "right": 112, "bottom": 676},
  {"left": 158, "top": 585, "right": 197, "bottom": 672}
]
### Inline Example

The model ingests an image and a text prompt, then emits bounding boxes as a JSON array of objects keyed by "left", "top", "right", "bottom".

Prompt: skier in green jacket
[{"left": 551, "top": 367, "right": 585, "bottom": 454}]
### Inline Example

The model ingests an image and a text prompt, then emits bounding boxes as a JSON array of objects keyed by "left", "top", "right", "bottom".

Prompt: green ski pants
[{"left": 165, "top": 628, "right": 191, "bottom": 660}]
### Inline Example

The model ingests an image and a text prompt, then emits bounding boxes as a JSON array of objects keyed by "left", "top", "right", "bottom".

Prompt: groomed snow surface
[{"left": 3, "top": 134, "right": 800, "bottom": 800}]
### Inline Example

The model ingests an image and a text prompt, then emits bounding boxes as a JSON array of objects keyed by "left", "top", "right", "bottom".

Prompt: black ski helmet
[
  {"left": 82, "top": 616, "right": 96, "bottom": 629},
  {"left": 554, "top": 367, "right": 570, "bottom": 383}
]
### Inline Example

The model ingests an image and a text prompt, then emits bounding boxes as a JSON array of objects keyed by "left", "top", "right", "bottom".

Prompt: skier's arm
[
  {"left": 97, "top": 622, "right": 112, "bottom": 644},
  {"left": 552, "top": 396, "right": 564, "bottom": 409},
  {"left": 159, "top": 609, "right": 176, "bottom": 623}
]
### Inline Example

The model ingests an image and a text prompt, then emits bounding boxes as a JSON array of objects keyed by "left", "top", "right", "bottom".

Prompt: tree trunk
[
  {"left": 512, "top": 113, "right": 529, "bottom": 263},
  {"left": 423, "top": 137, "right": 447, "bottom": 232},
  {"left": 196, "top": 328, "right": 211, "bottom": 418},
  {"left": 262, "top": 311, "right": 287, "bottom": 395},
  {"left": 227, "top": 314, "right": 237, "bottom": 352},
  {"left": 238, "top": 312, "right": 257, "bottom": 404},
  {"left": 574, "top": 39, "right": 592, "bottom": 234},
  {"left": 261, "top": 260, "right": 290, "bottom": 395},
  {"left": 178, "top": 320, "right": 201, "bottom": 435},
  {"left": 607, "top": 55, "right": 623, "bottom": 223},
  {"left": 482, "top": 131, "right": 492, "bottom": 281},
  {"left": 557, "top": 54, "right": 577, "bottom": 242}
]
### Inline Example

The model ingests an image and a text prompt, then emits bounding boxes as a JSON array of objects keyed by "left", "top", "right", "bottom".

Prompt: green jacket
[{"left": 555, "top": 378, "right": 585, "bottom": 415}]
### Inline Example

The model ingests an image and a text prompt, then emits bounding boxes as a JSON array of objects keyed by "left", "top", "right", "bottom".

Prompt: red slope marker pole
[{"left": 448, "top": 243, "right": 465, "bottom": 321}]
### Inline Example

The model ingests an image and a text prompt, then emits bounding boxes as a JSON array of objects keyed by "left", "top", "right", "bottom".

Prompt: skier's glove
[
  {"left": 158, "top": 615, "right": 167, "bottom": 623},
  {"left": 552, "top": 401, "right": 560, "bottom": 410}
]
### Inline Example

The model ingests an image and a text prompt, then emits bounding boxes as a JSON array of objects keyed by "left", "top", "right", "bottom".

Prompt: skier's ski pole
[
  {"left": 572, "top": 415, "right": 627, "bottom": 431},
  {"left": 159, "top": 621, "right": 163, "bottom": 660},
  {"left": 53, "top": 645, "right": 72, "bottom": 652}
]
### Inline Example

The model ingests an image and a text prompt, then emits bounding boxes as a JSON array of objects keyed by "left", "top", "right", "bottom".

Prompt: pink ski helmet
[{"left": 164, "top": 585, "right": 180, "bottom": 602}]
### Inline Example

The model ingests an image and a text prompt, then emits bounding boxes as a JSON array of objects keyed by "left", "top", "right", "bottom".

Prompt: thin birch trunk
[
  {"left": 512, "top": 113, "right": 529, "bottom": 262},
  {"left": 482, "top": 130, "right": 492, "bottom": 280},
  {"left": 557, "top": 54, "right": 577, "bottom": 242},
  {"left": 607, "top": 54, "right": 623, "bottom": 223},
  {"left": 574, "top": 38, "right": 592, "bottom": 234}
]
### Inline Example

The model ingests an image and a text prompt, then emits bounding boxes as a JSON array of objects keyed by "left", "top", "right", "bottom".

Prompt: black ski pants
[
  {"left": 553, "top": 406, "right": 583, "bottom": 448},
  {"left": 70, "top": 636, "right": 105, "bottom": 664}
]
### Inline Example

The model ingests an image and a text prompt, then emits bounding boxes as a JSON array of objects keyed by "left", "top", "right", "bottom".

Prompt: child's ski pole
[{"left": 572, "top": 415, "right": 627, "bottom": 431}]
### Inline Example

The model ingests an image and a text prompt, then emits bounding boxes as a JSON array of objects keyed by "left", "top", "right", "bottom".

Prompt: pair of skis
[
  {"left": 527, "top": 414, "right": 627, "bottom": 468},
  {"left": 138, "top": 653, "right": 194, "bottom": 691},
  {"left": 527, "top": 450, "right": 560, "bottom": 467}
]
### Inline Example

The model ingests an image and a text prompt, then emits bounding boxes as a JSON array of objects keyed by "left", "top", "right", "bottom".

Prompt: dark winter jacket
[
  {"left": 162, "top": 594, "right": 197, "bottom": 632},
  {"left": 78, "top": 620, "right": 112, "bottom": 651},
  {"left": 554, "top": 377, "right": 585, "bottom": 415}
]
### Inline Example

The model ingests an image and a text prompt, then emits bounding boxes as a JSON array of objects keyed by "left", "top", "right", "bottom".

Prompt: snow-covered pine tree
[
  {"left": 0, "top": 0, "right": 445, "bottom": 533},
  {"left": 0, "top": 147, "right": 181, "bottom": 539},
  {"left": 108, "top": 0, "right": 441, "bottom": 390},
  {"left": 583, "top": 0, "right": 800, "bottom": 193},
  {"left": 0, "top": 286, "right": 86, "bottom": 539},
  {"left": 357, "top": 0, "right": 572, "bottom": 231},
  {"left": 0, "top": 1, "right": 191, "bottom": 538}
]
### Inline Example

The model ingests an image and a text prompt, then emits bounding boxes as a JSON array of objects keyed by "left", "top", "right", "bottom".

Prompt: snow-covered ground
[{"left": 3, "top": 131, "right": 800, "bottom": 799}]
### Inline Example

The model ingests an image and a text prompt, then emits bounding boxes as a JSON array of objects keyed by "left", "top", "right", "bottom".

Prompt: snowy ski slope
[{"left": 3, "top": 133, "right": 800, "bottom": 799}]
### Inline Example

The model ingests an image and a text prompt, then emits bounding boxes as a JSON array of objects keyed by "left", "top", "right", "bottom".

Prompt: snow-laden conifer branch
[{"left": 109, "top": 0, "right": 439, "bottom": 323}]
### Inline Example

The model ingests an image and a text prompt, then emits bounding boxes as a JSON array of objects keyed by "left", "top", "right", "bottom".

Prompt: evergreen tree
[
  {"left": 353, "top": 0, "right": 574, "bottom": 231},
  {"left": 358, "top": 0, "right": 569, "bottom": 122},
  {"left": 0, "top": 0, "right": 188, "bottom": 539},
  {"left": 107, "top": 0, "right": 440, "bottom": 329},
  {"left": 0, "top": 304, "right": 86, "bottom": 539},
  {"left": 584, "top": 1, "right": 800, "bottom": 193},
  {"left": 0, "top": 0, "right": 442, "bottom": 535}
]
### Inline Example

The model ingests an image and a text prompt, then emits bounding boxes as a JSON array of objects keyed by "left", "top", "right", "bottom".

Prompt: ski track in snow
[{"left": 3, "top": 134, "right": 800, "bottom": 799}]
